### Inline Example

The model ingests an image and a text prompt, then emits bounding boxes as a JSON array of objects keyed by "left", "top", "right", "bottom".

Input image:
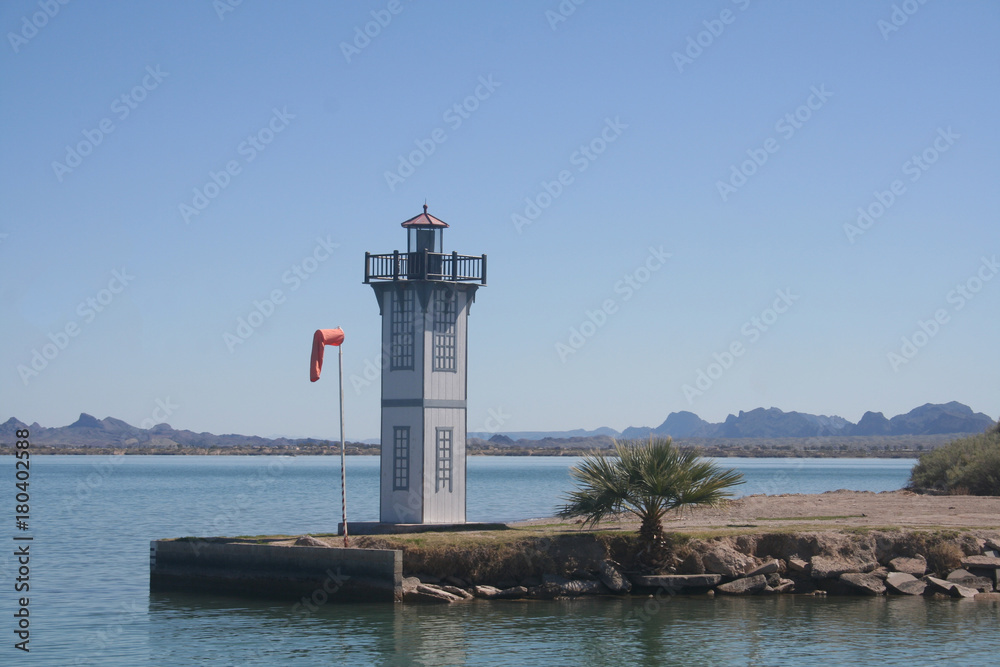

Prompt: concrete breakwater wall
[{"left": 150, "top": 539, "right": 402, "bottom": 602}]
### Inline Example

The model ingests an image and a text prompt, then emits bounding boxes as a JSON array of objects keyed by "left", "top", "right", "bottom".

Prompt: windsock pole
[{"left": 339, "top": 343, "right": 348, "bottom": 547}]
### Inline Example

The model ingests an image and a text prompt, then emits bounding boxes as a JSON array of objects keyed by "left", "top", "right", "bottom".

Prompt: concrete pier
[{"left": 150, "top": 539, "right": 403, "bottom": 602}]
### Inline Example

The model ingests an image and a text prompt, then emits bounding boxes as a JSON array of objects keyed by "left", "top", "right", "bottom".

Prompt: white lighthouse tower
[{"left": 364, "top": 206, "right": 486, "bottom": 524}]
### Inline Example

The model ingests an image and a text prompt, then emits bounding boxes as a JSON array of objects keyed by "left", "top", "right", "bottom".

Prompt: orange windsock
[{"left": 310, "top": 328, "right": 345, "bottom": 382}]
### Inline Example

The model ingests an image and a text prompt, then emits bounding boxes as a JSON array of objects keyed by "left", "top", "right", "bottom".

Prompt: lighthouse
[{"left": 364, "top": 206, "right": 486, "bottom": 524}]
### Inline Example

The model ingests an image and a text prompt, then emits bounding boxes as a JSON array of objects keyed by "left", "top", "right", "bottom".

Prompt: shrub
[{"left": 908, "top": 421, "right": 1000, "bottom": 495}]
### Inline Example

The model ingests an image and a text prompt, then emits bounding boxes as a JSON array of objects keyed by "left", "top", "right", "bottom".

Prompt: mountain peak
[{"left": 69, "top": 413, "right": 103, "bottom": 429}]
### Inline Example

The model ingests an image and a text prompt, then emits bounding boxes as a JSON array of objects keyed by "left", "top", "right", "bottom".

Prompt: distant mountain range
[
  {"left": 2, "top": 402, "right": 994, "bottom": 450},
  {"left": 473, "top": 402, "right": 996, "bottom": 441}
]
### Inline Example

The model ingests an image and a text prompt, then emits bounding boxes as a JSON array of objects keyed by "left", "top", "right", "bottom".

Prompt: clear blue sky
[{"left": 2, "top": 1, "right": 997, "bottom": 439}]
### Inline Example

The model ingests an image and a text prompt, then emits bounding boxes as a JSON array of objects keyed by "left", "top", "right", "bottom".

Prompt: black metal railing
[{"left": 364, "top": 250, "right": 487, "bottom": 285}]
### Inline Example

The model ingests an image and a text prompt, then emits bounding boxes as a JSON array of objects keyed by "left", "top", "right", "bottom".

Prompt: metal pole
[{"left": 339, "top": 343, "right": 348, "bottom": 547}]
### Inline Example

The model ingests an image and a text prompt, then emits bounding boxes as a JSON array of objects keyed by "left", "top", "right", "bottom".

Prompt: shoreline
[{"left": 155, "top": 491, "right": 1000, "bottom": 603}]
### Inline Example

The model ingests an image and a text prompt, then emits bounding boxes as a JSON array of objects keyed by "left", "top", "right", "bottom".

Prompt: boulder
[
  {"left": 946, "top": 569, "right": 994, "bottom": 592},
  {"left": 984, "top": 537, "right": 1000, "bottom": 552},
  {"left": 924, "top": 576, "right": 957, "bottom": 595},
  {"left": 528, "top": 583, "right": 564, "bottom": 600},
  {"left": 810, "top": 556, "right": 876, "bottom": 580},
  {"left": 787, "top": 558, "right": 810, "bottom": 575},
  {"left": 405, "top": 584, "right": 462, "bottom": 604},
  {"left": 441, "top": 585, "right": 473, "bottom": 600},
  {"left": 402, "top": 576, "right": 421, "bottom": 593},
  {"left": 888, "top": 556, "right": 927, "bottom": 576},
  {"left": 961, "top": 555, "right": 1000, "bottom": 569},
  {"left": 629, "top": 574, "right": 722, "bottom": 592},
  {"left": 839, "top": 572, "right": 886, "bottom": 596},
  {"left": 766, "top": 572, "right": 782, "bottom": 587},
  {"left": 473, "top": 585, "right": 501, "bottom": 599},
  {"left": 773, "top": 579, "right": 795, "bottom": 593},
  {"left": 949, "top": 583, "right": 979, "bottom": 599},
  {"left": 716, "top": 574, "right": 768, "bottom": 595},
  {"left": 444, "top": 575, "right": 469, "bottom": 588},
  {"left": 598, "top": 560, "right": 632, "bottom": 593},
  {"left": 293, "top": 535, "right": 328, "bottom": 547},
  {"left": 561, "top": 580, "right": 607, "bottom": 596},
  {"left": 493, "top": 586, "right": 529, "bottom": 600},
  {"left": 704, "top": 546, "right": 756, "bottom": 578},
  {"left": 885, "top": 572, "right": 926, "bottom": 596},
  {"left": 746, "top": 560, "right": 780, "bottom": 578},
  {"left": 975, "top": 592, "right": 1000, "bottom": 600},
  {"left": 416, "top": 584, "right": 462, "bottom": 602}
]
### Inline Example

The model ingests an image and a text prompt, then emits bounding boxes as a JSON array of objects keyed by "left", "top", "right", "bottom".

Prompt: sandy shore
[{"left": 512, "top": 490, "right": 1000, "bottom": 533}]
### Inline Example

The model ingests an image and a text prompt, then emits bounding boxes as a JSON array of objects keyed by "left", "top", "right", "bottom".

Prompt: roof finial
[{"left": 423, "top": 200, "right": 428, "bottom": 214}]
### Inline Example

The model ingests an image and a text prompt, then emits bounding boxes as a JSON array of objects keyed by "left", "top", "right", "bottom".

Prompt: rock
[
  {"left": 542, "top": 573, "right": 571, "bottom": 586},
  {"left": 886, "top": 572, "right": 926, "bottom": 596},
  {"left": 983, "top": 549, "right": 1000, "bottom": 558},
  {"left": 924, "top": 576, "right": 957, "bottom": 595},
  {"left": 773, "top": 579, "right": 795, "bottom": 593},
  {"left": 440, "top": 585, "right": 473, "bottom": 600},
  {"left": 984, "top": 537, "right": 1000, "bottom": 552},
  {"left": 888, "top": 556, "right": 927, "bottom": 576},
  {"left": 443, "top": 575, "right": 469, "bottom": 588},
  {"left": 561, "top": 580, "right": 607, "bottom": 596},
  {"left": 716, "top": 575, "right": 768, "bottom": 595},
  {"left": 946, "top": 569, "right": 994, "bottom": 592},
  {"left": 629, "top": 574, "right": 722, "bottom": 592},
  {"left": 473, "top": 585, "right": 501, "bottom": 599},
  {"left": 810, "top": 556, "right": 876, "bottom": 580},
  {"left": 293, "top": 535, "right": 328, "bottom": 547},
  {"left": 416, "top": 584, "right": 461, "bottom": 602},
  {"left": 949, "top": 583, "right": 979, "bottom": 599},
  {"left": 704, "top": 546, "right": 757, "bottom": 578},
  {"left": 840, "top": 572, "right": 886, "bottom": 596},
  {"left": 598, "top": 560, "right": 632, "bottom": 593},
  {"left": 405, "top": 584, "right": 462, "bottom": 604},
  {"left": 680, "top": 552, "right": 705, "bottom": 574},
  {"left": 745, "top": 559, "right": 780, "bottom": 577},
  {"left": 975, "top": 592, "right": 1000, "bottom": 600},
  {"left": 961, "top": 555, "right": 1000, "bottom": 569},
  {"left": 493, "top": 586, "right": 529, "bottom": 600},
  {"left": 402, "top": 576, "right": 421, "bottom": 593},
  {"left": 787, "top": 558, "right": 810, "bottom": 575},
  {"left": 766, "top": 572, "right": 782, "bottom": 587},
  {"left": 528, "top": 583, "right": 563, "bottom": 600}
]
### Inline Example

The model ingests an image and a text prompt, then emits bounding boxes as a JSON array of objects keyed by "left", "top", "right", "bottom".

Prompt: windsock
[{"left": 310, "top": 328, "right": 345, "bottom": 382}]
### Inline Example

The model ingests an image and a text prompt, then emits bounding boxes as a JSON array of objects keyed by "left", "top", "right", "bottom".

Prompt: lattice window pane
[
  {"left": 391, "top": 290, "right": 414, "bottom": 370},
  {"left": 435, "top": 428, "right": 453, "bottom": 493},
  {"left": 432, "top": 290, "right": 456, "bottom": 372},
  {"left": 393, "top": 427, "right": 409, "bottom": 491}
]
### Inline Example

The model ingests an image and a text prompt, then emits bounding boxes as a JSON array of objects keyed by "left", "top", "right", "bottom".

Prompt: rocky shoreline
[{"left": 357, "top": 529, "right": 1000, "bottom": 604}]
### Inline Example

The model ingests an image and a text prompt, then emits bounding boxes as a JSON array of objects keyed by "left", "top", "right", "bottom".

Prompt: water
[{"left": 4, "top": 455, "right": 998, "bottom": 665}]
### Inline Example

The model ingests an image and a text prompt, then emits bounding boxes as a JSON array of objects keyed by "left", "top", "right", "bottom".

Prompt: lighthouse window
[
  {"left": 435, "top": 428, "right": 453, "bottom": 493},
  {"left": 392, "top": 427, "right": 409, "bottom": 491},
  {"left": 432, "top": 291, "right": 456, "bottom": 372},
  {"left": 391, "top": 290, "right": 414, "bottom": 370}
]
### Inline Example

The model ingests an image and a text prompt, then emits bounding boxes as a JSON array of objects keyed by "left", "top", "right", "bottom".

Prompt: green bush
[{"left": 908, "top": 421, "right": 1000, "bottom": 495}]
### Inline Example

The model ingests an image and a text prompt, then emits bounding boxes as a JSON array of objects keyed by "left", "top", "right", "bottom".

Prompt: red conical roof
[{"left": 401, "top": 204, "right": 449, "bottom": 228}]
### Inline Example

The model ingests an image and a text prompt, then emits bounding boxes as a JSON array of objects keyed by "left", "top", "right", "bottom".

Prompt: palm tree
[{"left": 557, "top": 437, "right": 744, "bottom": 546}]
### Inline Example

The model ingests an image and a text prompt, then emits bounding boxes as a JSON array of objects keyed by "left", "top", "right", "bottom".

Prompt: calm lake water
[{"left": 4, "top": 455, "right": 998, "bottom": 666}]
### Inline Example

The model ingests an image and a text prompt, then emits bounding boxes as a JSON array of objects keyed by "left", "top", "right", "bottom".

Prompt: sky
[{"left": 1, "top": 1, "right": 998, "bottom": 440}]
